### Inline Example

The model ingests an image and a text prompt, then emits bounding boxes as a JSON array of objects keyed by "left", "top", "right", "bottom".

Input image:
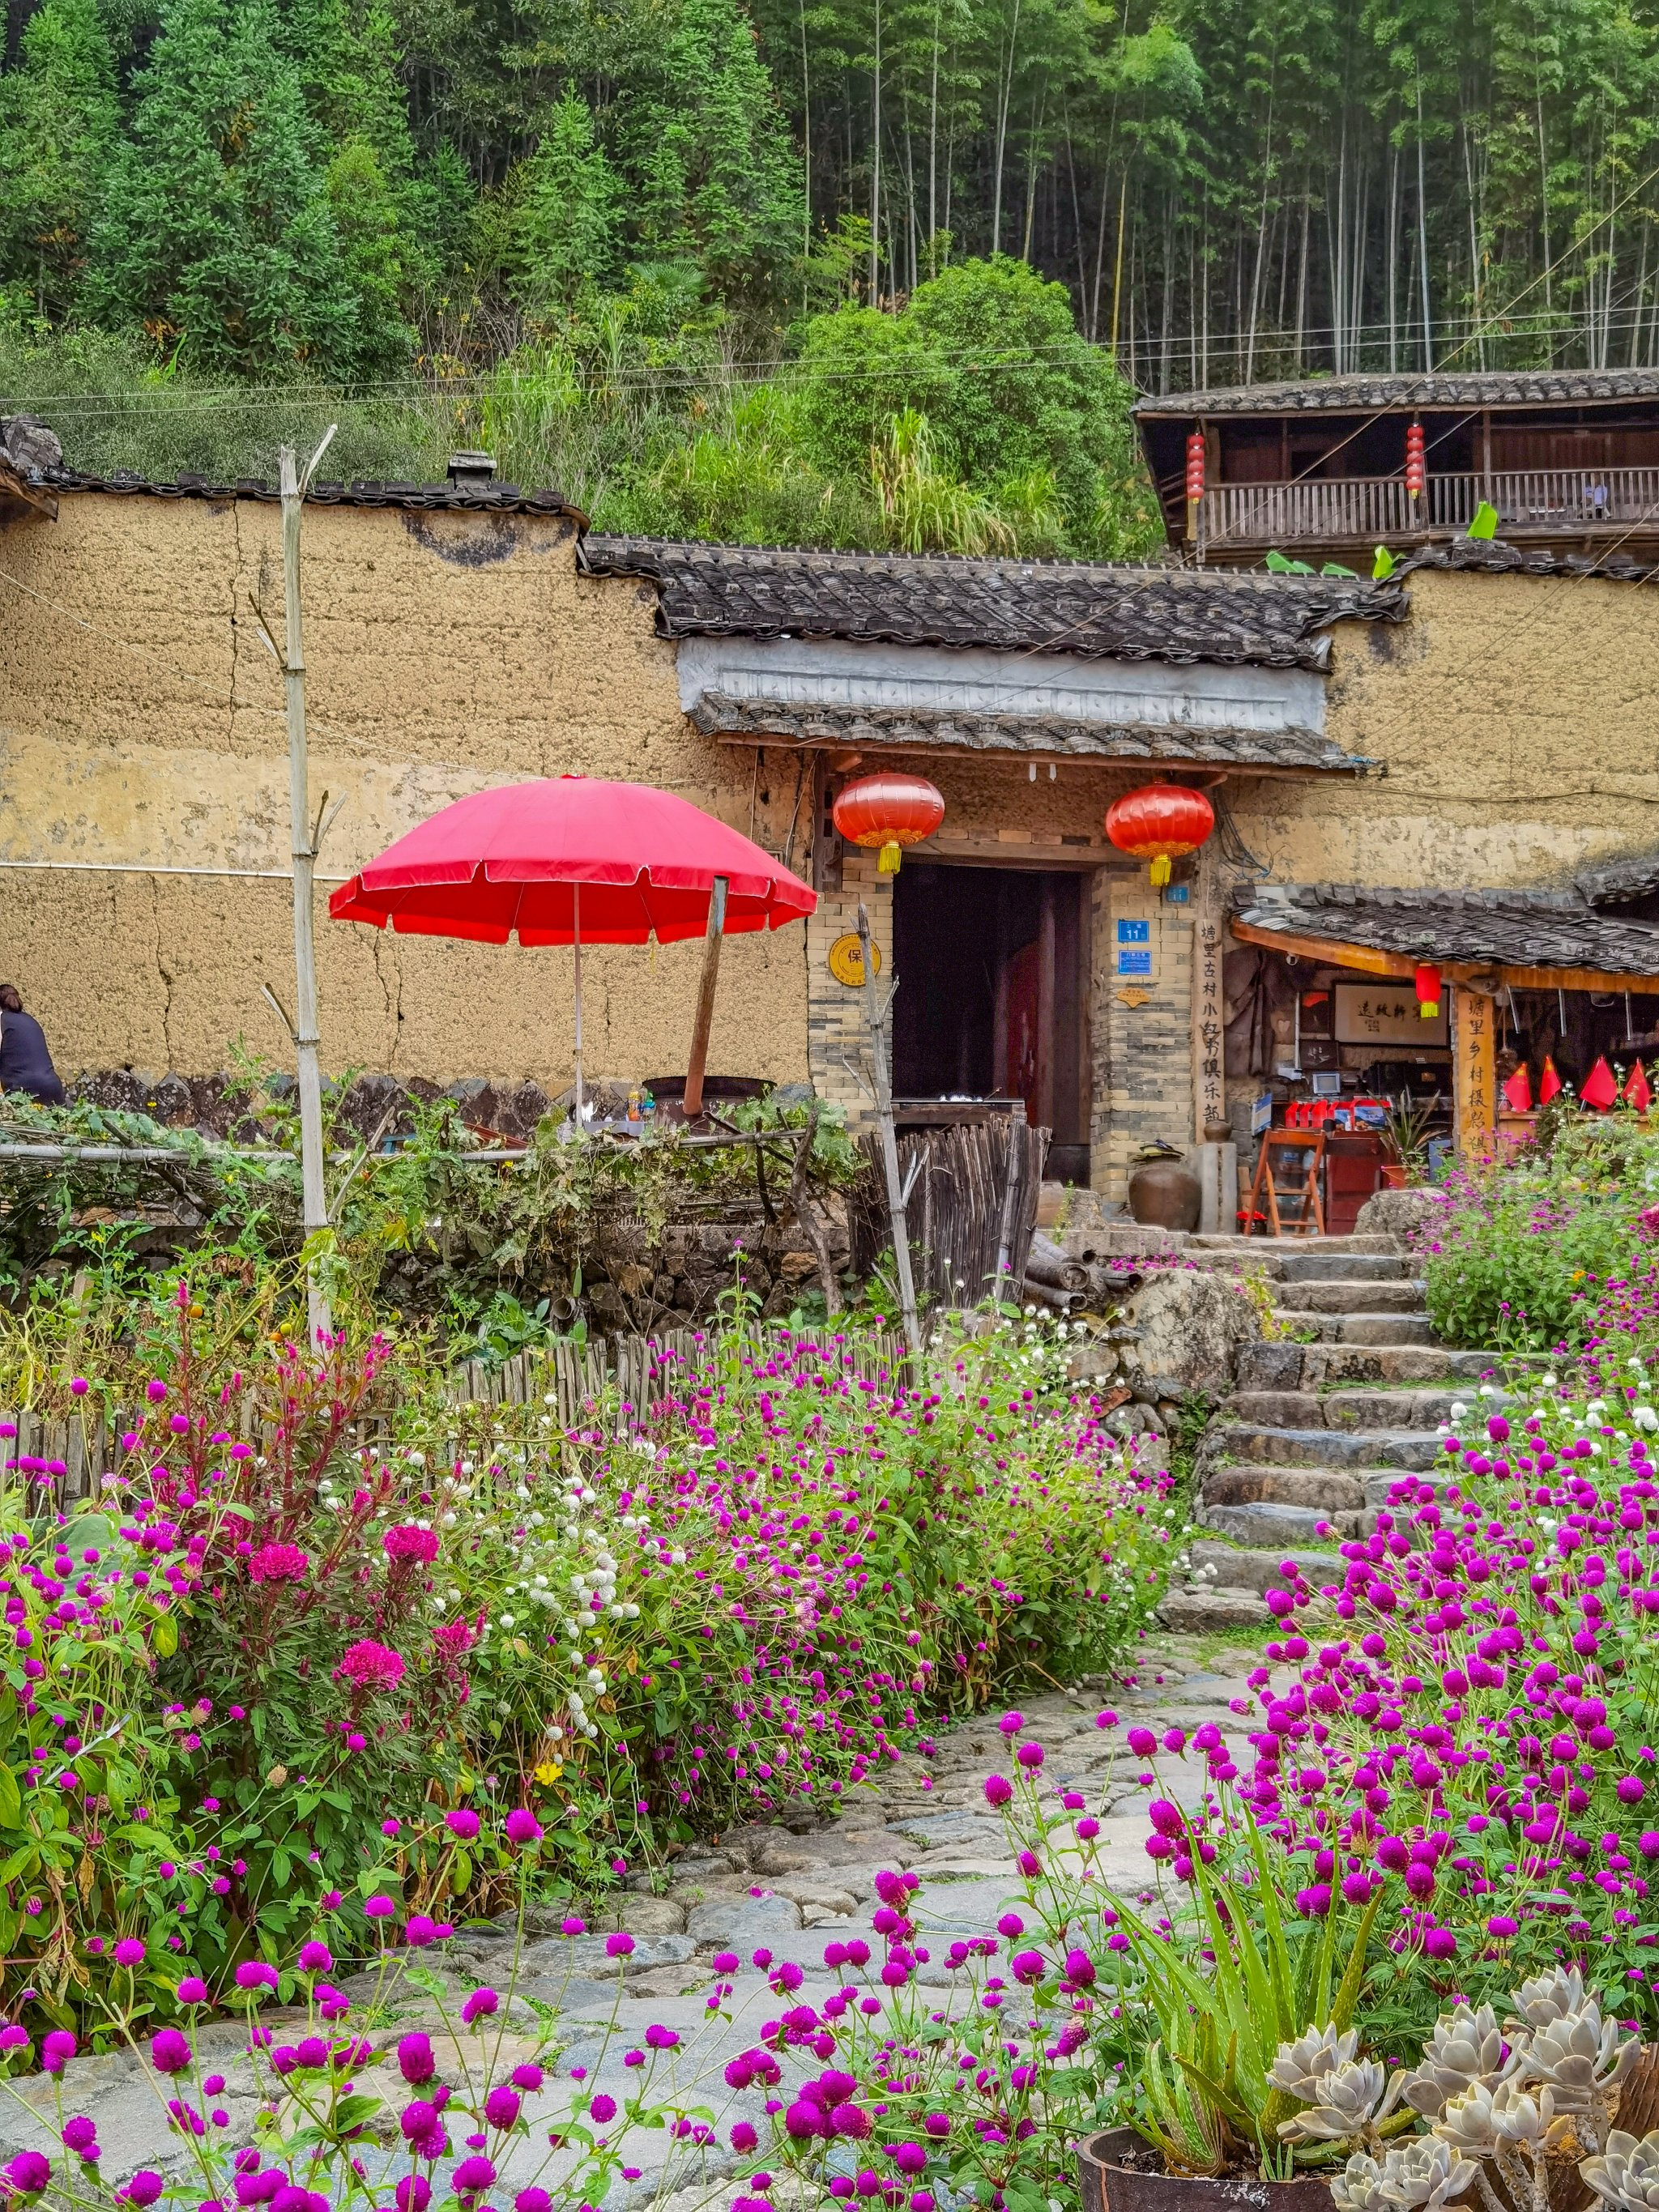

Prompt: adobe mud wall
[{"left": 0, "top": 490, "right": 810, "bottom": 1090}]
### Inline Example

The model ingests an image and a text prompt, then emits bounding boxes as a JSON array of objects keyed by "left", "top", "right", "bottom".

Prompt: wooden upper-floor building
[{"left": 1135, "top": 368, "right": 1659, "bottom": 569}]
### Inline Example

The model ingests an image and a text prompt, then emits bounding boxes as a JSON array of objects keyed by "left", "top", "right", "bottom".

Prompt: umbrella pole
[
  {"left": 572, "top": 884, "right": 585, "bottom": 1126},
  {"left": 683, "top": 874, "right": 728, "bottom": 1120}
]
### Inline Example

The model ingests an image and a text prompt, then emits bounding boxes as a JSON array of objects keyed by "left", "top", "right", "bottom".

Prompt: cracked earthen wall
[
  {"left": 1227, "top": 566, "right": 1659, "bottom": 883},
  {"left": 0, "top": 492, "right": 817, "bottom": 1089}
]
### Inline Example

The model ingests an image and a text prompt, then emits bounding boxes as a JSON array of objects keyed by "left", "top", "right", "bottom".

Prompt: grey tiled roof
[
  {"left": 1231, "top": 880, "right": 1659, "bottom": 977},
  {"left": 1576, "top": 846, "right": 1659, "bottom": 906},
  {"left": 692, "top": 692, "right": 1374, "bottom": 773},
  {"left": 1398, "top": 538, "right": 1659, "bottom": 584},
  {"left": 581, "top": 536, "right": 1405, "bottom": 668},
  {"left": 1136, "top": 368, "right": 1659, "bottom": 417},
  {"left": 41, "top": 466, "right": 583, "bottom": 520}
]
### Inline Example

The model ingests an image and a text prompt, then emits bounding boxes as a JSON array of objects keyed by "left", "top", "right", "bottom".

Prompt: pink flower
[
  {"left": 247, "top": 1543, "right": 309, "bottom": 1585},
  {"left": 338, "top": 1639, "right": 405, "bottom": 1691},
  {"left": 150, "top": 2028, "right": 192, "bottom": 2073},
  {"left": 384, "top": 1525, "right": 441, "bottom": 1566},
  {"left": 445, "top": 1809, "right": 480, "bottom": 1839},
  {"left": 505, "top": 1808, "right": 544, "bottom": 1846}
]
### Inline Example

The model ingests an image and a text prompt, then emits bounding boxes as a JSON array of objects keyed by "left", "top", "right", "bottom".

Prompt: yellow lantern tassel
[
  {"left": 878, "top": 841, "right": 902, "bottom": 873},
  {"left": 1149, "top": 854, "right": 1171, "bottom": 888}
]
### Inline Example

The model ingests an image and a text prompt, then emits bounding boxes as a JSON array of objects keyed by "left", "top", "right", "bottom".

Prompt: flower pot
[
  {"left": 1380, "top": 1161, "right": 1409, "bottom": 1189},
  {"left": 1077, "top": 2131, "right": 1335, "bottom": 2212}
]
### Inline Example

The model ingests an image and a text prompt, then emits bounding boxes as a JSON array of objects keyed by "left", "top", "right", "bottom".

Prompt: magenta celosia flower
[
  {"left": 246, "top": 1543, "right": 309, "bottom": 1585},
  {"left": 338, "top": 1639, "right": 405, "bottom": 1691},
  {"left": 383, "top": 1524, "right": 440, "bottom": 1566}
]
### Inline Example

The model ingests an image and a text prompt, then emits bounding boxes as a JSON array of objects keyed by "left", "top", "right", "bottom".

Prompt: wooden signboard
[
  {"left": 1452, "top": 984, "right": 1497, "bottom": 1159},
  {"left": 1192, "top": 861, "right": 1226, "bottom": 1139},
  {"left": 1333, "top": 982, "right": 1449, "bottom": 1049}
]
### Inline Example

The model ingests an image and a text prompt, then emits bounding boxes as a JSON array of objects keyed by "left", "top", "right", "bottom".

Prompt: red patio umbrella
[{"left": 330, "top": 775, "right": 816, "bottom": 1119}]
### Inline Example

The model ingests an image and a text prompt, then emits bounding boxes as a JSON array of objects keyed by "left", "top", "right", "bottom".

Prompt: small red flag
[
  {"left": 1582, "top": 1056, "right": 1618, "bottom": 1110},
  {"left": 1502, "top": 1063, "right": 1533, "bottom": 1113},
  {"left": 1627, "top": 1060, "right": 1653, "bottom": 1112},
  {"left": 1539, "top": 1056, "right": 1563, "bottom": 1103}
]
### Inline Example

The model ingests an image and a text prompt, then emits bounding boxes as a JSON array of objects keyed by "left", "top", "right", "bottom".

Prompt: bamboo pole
[
  {"left": 279, "top": 434, "right": 335, "bottom": 1347},
  {"left": 683, "top": 875, "right": 728, "bottom": 1120},
  {"left": 858, "top": 901, "right": 922, "bottom": 1362}
]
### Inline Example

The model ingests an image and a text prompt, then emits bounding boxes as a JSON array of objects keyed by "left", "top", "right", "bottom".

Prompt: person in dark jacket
[{"left": 0, "top": 987, "right": 65, "bottom": 1105}]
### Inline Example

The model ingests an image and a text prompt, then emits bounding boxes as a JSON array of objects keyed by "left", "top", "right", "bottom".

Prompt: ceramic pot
[
  {"left": 1128, "top": 1159, "right": 1202, "bottom": 1232},
  {"left": 1380, "top": 1161, "right": 1410, "bottom": 1190},
  {"left": 1077, "top": 2131, "right": 1335, "bottom": 2212}
]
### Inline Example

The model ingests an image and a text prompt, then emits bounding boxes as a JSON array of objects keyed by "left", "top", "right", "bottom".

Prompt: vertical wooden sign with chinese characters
[
  {"left": 1452, "top": 983, "right": 1496, "bottom": 1160},
  {"left": 1192, "top": 854, "right": 1226, "bottom": 1141}
]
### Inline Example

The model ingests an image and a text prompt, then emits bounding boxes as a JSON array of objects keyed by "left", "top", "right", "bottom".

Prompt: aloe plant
[{"left": 1118, "top": 1811, "right": 1386, "bottom": 2176}]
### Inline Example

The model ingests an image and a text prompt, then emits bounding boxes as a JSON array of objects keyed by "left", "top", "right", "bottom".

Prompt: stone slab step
[
  {"left": 1277, "top": 1279, "right": 1427, "bottom": 1314},
  {"left": 1188, "top": 1540, "right": 1342, "bottom": 1596},
  {"left": 1216, "top": 1422, "right": 1444, "bottom": 1471},
  {"left": 1303, "top": 1345, "right": 1538, "bottom": 1386},
  {"left": 1204, "top": 1464, "right": 1367, "bottom": 1511},
  {"left": 1187, "top": 1234, "right": 1403, "bottom": 1255},
  {"left": 1160, "top": 1587, "right": 1271, "bottom": 1632},
  {"left": 1273, "top": 1312, "right": 1437, "bottom": 1346},
  {"left": 1201, "top": 1500, "right": 1364, "bottom": 1545},
  {"left": 1222, "top": 1384, "right": 1498, "bottom": 1430},
  {"left": 1277, "top": 1251, "right": 1412, "bottom": 1284}
]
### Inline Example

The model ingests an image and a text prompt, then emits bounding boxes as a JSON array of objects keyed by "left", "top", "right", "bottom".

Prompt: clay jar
[
  {"left": 1127, "top": 1158, "right": 1202, "bottom": 1232},
  {"left": 1077, "top": 2131, "right": 1335, "bottom": 2212}
]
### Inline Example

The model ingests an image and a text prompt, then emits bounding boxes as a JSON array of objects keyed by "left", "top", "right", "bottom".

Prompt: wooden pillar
[
  {"left": 1192, "top": 847, "right": 1226, "bottom": 1144},
  {"left": 1037, "top": 877, "right": 1057, "bottom": 1135},
  {"left": 1452, "top": 982, "right": 1497, "bottom": 1161}
]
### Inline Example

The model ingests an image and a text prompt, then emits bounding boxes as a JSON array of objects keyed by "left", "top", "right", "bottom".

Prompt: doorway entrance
[{"left": 890, "top": 861, "right": 1092, "bottom": 1182}]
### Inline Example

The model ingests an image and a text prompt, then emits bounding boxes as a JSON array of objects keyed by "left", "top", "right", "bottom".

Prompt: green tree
[
  {"left": 639, "top": 0, "right": 805, "bottom": 309},
  {"left": 0, "top": 0, "right": 118, "bottom": 320},
  {"left": 80, "top": 0, "right": 392, "bottom": 376},
  {"left": 509, "top": 86, "right": 623, "bottom": 316}
]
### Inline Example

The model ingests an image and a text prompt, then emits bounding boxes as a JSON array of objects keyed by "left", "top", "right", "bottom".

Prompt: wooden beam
[
  {"left": 699, "top": 729, "right": 1360, "bottom": 781},
  {"left": 1226, "top": 918, "right": 1659, "bottom": 995},
  {"left": 683, "top": 874, "right": 728, "bottom": 1119},
  {"left": 0, "top": 462, "right": 56, "bottom": 520}
]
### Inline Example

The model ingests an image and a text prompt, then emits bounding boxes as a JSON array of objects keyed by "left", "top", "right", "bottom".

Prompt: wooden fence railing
[
  {"left": 4, "top": 1324, "right": 909, "bottom": 1507},
  {"left": 1201, "top": 466, "right": 1659, "bottom": 549}
]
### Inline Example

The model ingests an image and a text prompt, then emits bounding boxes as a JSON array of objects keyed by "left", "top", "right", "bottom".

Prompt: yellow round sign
[{"left": 828, "top": 933, "right": 881, "bottom": 987}]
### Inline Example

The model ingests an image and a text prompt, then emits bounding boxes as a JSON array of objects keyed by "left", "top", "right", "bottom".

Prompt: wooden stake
[
  {"left": 859, "top": 901, "right": 922, "bottom": 1362},
  {"left": 279, "top": 435, "right": 335, "bottom": 1345},
  {"left": 683, "top": 873, "right": 728, "bottom": 1120}
]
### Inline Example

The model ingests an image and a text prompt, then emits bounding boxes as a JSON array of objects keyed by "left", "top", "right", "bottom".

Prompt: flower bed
[{"left": 0, "top": 1286, "right": 1179, "bottom": 2041}]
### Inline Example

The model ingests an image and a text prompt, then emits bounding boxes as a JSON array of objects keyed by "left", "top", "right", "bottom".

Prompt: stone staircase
[{"left": 1158, "top": 1233, "right": 1533, "bottom": 1631}]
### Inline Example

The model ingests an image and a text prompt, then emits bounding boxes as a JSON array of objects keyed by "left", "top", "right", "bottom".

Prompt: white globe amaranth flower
[
  {"left": 1402, "top": 2005, "right": 1514, "bottom": 2119},
  {"left": 1583, "top": 2129, "right": 1659, "bottom": 2212}
]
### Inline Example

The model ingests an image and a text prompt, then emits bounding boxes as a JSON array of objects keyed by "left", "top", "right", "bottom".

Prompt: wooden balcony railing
[{"left": 1199, "top": 467, "right": 1659, "bottom": 549}]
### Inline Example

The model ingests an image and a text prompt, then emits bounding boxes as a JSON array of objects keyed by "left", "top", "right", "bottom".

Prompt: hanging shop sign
[{"left": 1333, "top": 982, "right": 1449, "bottom": 1048}]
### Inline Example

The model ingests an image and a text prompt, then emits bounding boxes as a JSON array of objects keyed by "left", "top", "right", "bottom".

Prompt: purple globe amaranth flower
[
  {"left": 590, "top": 2094, "right": 616, "bottom": 2124},
  {"left": 233, "top": 1962, "right": 278, "bottom": 1993},
  {"left": 452, "top": 2155, "right": 496, "bottom": 2194},
  {"left": 515, "top": 2195, "right": 551, "bottom": 2212},
  {"left": 397, "top": 2033, "right": 435, "bottom": 2084},
  {"left": 150, "top": 2028, "right": 192, "bottom": 2073},
  {"left": 445, "top": 1809, "right": 480, "bottom": 1839},
  {"left": 504, "top": 1808, "right": 543, "bottom": 1846},
  {"left": 125, "top": 2175, "right": 164, "bottom": 2208},
  {"left": 983, "top": 1775, "right": 1013, "bottom": 1807},
  {"left": 484, "top": 2086, "right": 521, "bottom": 2129},
  {"left": 297, "top": 1941, "right": 332, "bottom": 1973},
  {"left": 6, "top": 2154, "right": 51, "bottom": 2195},
  {"left": 460, "top": 1987, "right": 498, "bottom": 2026},
  {"left": 405, "top": 1916, "right": 440, "bottom": 1948},
  {"left": 396, "top": 2183, "right": 431, "bottom": 2212},
  {"left": 41, "top": 2030, "right": 75, "bottom": 2071},
  {"left": 1064, "top": 1947, "right": 1096, "bottom": 1985},
  {"left": 113, "top": 1937, "right": 146, "bottom": 1967},
  {"left": 604, "top": 1931, "right": 634, "bottom": 1958},
  {"left": 730, "top": 2121, "right": 758, "bottom": 2154}
]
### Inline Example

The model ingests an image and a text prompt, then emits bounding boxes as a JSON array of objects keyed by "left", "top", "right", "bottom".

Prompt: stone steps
[{"left": 1162, "top": 1236, "right": 1527, "bottom": 1629}]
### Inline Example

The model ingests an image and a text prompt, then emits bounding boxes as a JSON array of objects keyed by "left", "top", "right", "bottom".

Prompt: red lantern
[
  {"left": 1414, "top": 961, "right": 1442, "bottom": 1017},
  {"left": 1405, "top": 420, "right": 1426, "bottom": 500},
  {"left": 832, "top": 772, "right": 945, "bottom": 874},
  {"left": 1184, "top": 432, "right": 1206, "bottom": 503},
  {"left": 1104, "top": 782, "right": 1215, "bottom": 889}
]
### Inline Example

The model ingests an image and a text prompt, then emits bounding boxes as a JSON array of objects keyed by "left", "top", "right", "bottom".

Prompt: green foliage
[
  {"left": 0, "top": 0, "right": 117, "bottom": 321},
  {"left": 80, "top": 0, "right": 389, "bottom": 377},
  {"left": 509, "top": 87, "right": 624, "bottom": 317},
  {"left": 1417, "top": 1113, "right": 1659, "bottom": 1350}
]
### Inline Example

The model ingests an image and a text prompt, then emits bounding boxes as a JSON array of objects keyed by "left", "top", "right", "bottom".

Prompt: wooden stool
[{"left": 1245, "top": 1131, "right": 1327, "bottom": 1237}]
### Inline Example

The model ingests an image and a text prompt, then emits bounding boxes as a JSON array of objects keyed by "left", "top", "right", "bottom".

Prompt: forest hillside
[{"left": 0, "top": 0, "right": 1650, "bottom": 551}]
